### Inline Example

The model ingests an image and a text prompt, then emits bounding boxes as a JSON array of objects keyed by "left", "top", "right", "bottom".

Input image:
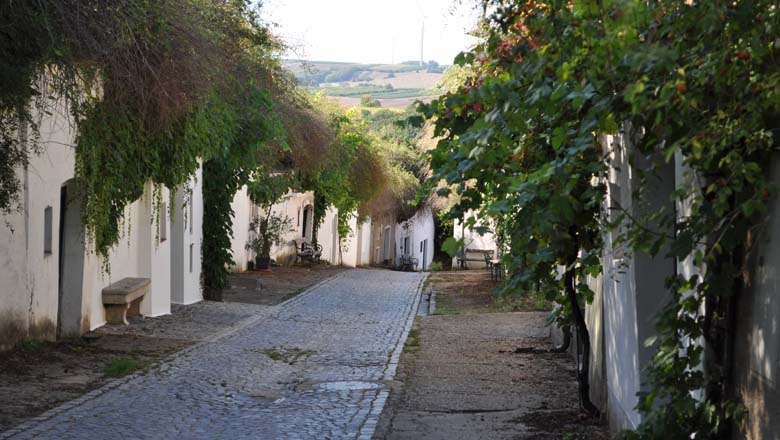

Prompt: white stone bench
[{"left": 102, "top": 277, "right": 150, "bottom": 325}]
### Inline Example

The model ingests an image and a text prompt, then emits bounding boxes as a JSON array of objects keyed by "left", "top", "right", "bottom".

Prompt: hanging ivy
[
  {"left": 299, "top": 106, "right": 386, "bottom": 252},
  {"left": 200, "top": 86, "right": 286, "bottom": 299}
]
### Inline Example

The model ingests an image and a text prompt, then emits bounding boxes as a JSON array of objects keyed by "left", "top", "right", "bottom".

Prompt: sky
[{"left": 261, "top": 0, "right": 480, "bottom": 65}]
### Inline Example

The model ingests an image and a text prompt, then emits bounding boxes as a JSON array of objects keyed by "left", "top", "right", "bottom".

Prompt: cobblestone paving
[{"left": 2, "top": 269, "right": 425, "bottom": 440}]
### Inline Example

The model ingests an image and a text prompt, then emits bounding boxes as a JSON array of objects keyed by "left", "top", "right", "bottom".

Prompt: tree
[
  {"left": 360, "top": 95, "right": 381, "bottom": 107},
  {"left": 421, "top": 1, "right": 778, "bottom": 437}
]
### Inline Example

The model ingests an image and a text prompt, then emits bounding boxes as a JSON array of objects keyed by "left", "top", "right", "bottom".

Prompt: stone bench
[{"left": 102, "top": 277, "right": 150, "bottom": 325}]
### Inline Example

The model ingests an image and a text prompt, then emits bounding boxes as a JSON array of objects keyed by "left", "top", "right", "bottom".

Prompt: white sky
[{"left": 261, "top": 0, "right": 480, "bottom": 65}]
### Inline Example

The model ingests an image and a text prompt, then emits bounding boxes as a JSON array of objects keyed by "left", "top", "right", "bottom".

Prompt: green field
[
  {"left": 315, "top": 85, "right": 433, "bottom": 99},
  {"left": 286, "top": 60, "right": 444, "bottom": 107},
  {"left": 284, "top": 60, "right": 444, "bottom": 86}
]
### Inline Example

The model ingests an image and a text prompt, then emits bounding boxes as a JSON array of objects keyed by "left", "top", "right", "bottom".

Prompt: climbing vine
[
  {"left": 201, "top": 84, "right": 287, "bottom": 298},
  {"left": 423, "top": 0, "right": 778, "bottom": 438},
  {"left": 0, "top": 0, "right": 278, "bottom": 256},
  {"left": 300, "top": 106, "right": 386, "bottom": 253}
]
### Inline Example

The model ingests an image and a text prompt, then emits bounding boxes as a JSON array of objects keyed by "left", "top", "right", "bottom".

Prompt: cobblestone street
[{"left": 2, "top": 269, "right": 426, "bottom": 440}]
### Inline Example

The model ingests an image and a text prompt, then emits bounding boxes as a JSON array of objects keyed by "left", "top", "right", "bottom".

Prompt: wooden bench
[
  {"left": 457, "top": 249, "right": 494, "bottom": 269},
  {"left": 399, "top": 254, "right": 419, "bottom": 272},
  {"left": 102, "top": 277, "right": 150, "bottom": 325}
]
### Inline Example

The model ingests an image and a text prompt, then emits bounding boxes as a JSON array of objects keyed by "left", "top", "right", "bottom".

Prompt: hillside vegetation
[{"left": 283, "top": 60, "right": 444, "bottom": 109}]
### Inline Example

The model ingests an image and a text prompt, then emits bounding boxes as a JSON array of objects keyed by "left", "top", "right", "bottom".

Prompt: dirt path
[
  {"left": 222, "top": 265, "right": 347, "bottom": 305},
  {"left": 375, "top": 271, "right": 607, "bottom": 439}
]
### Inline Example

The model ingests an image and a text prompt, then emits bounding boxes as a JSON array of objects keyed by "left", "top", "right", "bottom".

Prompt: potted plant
[{"left": 246, "top": 207, "right": 294, "bottom": 270}]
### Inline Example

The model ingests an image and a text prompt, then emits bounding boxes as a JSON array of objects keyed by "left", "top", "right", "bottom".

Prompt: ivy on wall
[
  {"left": 0, "top": 0, "right": 275, "bottom": 254},
  {"left": 298, "top": 106, "right": 387, "bottom": 252}
]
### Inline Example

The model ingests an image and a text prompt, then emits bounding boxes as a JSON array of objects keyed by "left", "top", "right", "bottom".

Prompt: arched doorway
[
  {"left": 301, "top": 204, "right": 314, "bottom": 240},
  {"left": 57, "top": 179, "right": 85, "bottom": 338},
  {"left": 382, "top": 226, "right": 391, "bottom": 263}
]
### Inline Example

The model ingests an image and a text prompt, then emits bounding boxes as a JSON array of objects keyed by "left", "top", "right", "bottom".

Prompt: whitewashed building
[
  {"left": 551, "top": 132, "right": 780, "bottom": 439},
  {"left": 229, "top": 189, "right": 372, "bottom": 270},
  {"left": 395, "top": 207, "right": 435, "bottom": 271},
  {"left": 452, "top": 211, "right": 498, "bottom": 269},
  {"left": 0, "top": 107, "right": 204, "bottom": 350},
  {"left": 368, "top": 207, "right": 435, "bottom": 271}
]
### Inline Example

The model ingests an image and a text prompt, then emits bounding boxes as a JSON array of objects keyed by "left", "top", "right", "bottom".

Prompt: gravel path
[
  {"left": 2, "top": 269, "right": 426, "bottom": 440},
  {"left": 374, "top": 271, "right": 608, "bottom": 439}
]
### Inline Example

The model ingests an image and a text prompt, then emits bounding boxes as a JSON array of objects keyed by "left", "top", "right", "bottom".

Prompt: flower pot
[{"left": 255, "top": 256, "right": 271, "bottom": 270}]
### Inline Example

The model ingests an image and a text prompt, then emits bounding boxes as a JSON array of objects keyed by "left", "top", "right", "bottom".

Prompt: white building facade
[
  {"left": 0, "top": 109, "right": 204, "bottom": 350},
  {"left": 557, "top": 132, "right": 780, "bottom": 439},
  {"left": 452, "top": 211, "right": 498, "bottom": 269},
  {"left": 229, "top": 189, "right": 373, "bottom": 270},
  {"left": 395, "top": 207, "right": 435, "bottom": 271}
]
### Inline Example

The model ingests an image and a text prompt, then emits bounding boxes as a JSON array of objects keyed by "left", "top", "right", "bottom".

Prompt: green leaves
[
  {"left": 424, "top": 0, "right": 778, "bottom": 437},
  {"left": 442, "top": 237, "right": 465, "bottom": 258},
  {"left": 551, "top": 126, "right": 567, "bottom": 151},
  {"left": 549, "top": 195, "right": 576, "bottom": 225}
]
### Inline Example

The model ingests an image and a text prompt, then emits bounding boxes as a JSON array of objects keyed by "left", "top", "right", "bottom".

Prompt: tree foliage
[
  {"left": 1, "top": 0, "right": 346, "bottom": 291},
  {"left": 422, "top": 0, "right": 778, "bottom": 437},
  {"left": 360, "top": 108, "right": 433, "bottom": 222},
  {"left": 299, "top": 104, "right": 386, "bottom": 250},
  {"left": 0, "top": 0, "right": 282, "bottom": 255}
]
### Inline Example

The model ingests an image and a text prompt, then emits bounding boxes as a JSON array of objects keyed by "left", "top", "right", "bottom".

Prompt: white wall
[
  {"left": 340, "top": 216, "right": 371, "bottom": 267},
  {"left": 0, "top": 105, "right": 200, "bottom": 348},
  {"left": 229, "top": 186, "right": 253, "bottom": 271},
  {"left": 170, "top": 166, "right": 204, "bottom": 305},
  {"left": 599, "top": 131, "right": 676, "bottom": 432},
  {"left": 453, "top": 210, "right": 497, "bottom": 269},
  {"left": 82, "top": 199, "right": 144, "bottom": 330},
  {"left": 269, "top": 191, "right": 314, "bottom": 265},
  {"left": 233, "top": 190, "right": 320, "bottom": 268},
  {"left": 148, "top": 185, "right": 172, "bottom": 317},
  {"left": 415, "top": 208, "right": 435, "bottom": 271},
  {"left": 358, "top": 220, "right": 372, "bottom": 266},
  {"left": 396, "top": 207, "right": 435, "bottom": 271},
  {"left": 601, "top": 132, "right": 642, "bottom": 430},
  {"left": 0, "top": 106, "right": 77, "bottom": 347},
  {"left": 319, "top": 206, "right": 340, "bottom": 264}
]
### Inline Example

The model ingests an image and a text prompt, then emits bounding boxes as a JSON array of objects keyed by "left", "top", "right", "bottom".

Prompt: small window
[
  {"left": 159, "top": 202, "right": 167, "bottom": 242},
  {"left": 43, "top": 206, "right": 53, "bottom": 255},
  {"left": 189, "top": 199, "right": 194, "bottom": 235},
  {"left": 189, "top": 243, "right": 194, "bottom": 273}
]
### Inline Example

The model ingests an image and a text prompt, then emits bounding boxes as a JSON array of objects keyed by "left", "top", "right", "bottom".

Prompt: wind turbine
[
  {"left": 416, "top": 0, "right": 428, "bottom": 68},
  {"left": 419, "top": 17, "right": 426, "bottom": 67}
]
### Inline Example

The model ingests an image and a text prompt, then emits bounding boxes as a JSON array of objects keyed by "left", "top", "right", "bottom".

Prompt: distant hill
[{"left": 284, "top": 60, "right": 445, "bottom": 109}]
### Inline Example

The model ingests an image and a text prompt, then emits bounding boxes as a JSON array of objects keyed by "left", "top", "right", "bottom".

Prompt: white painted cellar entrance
[{"left": 57, "top": 179, "right": 85, "bottom": 338}]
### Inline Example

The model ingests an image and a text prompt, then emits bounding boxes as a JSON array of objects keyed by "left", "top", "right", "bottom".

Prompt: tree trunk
[
  {"left": 550, "top": 325, "right": 572, "bottom": 353},
  {"left": 203, "top": 286, "right": 223, "bottom": 302},
  {"left": 706, "top": 241, "right": 746, "bottom": 440},
  {"left": 566, "top": 226, "right": 599, "bottom": 416}
]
